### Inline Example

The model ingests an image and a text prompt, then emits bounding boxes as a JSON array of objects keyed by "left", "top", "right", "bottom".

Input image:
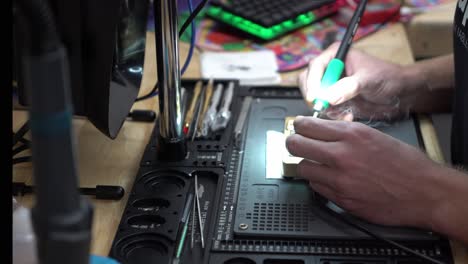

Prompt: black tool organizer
[{"left": 109, "top": 79, "right": 454, "bottom": 264}]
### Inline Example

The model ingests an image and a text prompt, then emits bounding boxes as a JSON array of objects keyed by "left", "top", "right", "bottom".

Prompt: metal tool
[
  {"left": 201, "top": 83, "right": 223, "bottom": 137},
  {"left": 183, "top": 81, "right": 203, "bottom": 135},
  {"left": 191, "top": 87, "right": 206, "bottom": 142},
  {"left": 211, "top": 81, "right": 234, "bottom": 131},
  {"left": 196, "top": 79, "right": 214, "bottom": 137},
  {"left": 194, "top": 174, "right": 205, "bottom": 249},
  {"left": 155, "top": 0, "right": 186, "bottom": 161},
  {"left": 191, "top": 192, "right": 196, "bottom": 249},
  {"left": 180, "top": 87, "right": 188, "bottom": 122},
  {"left": 233, "top": 96, "right": 253, "bottom": 147}
]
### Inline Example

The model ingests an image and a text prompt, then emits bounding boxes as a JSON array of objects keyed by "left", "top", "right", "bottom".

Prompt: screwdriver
[
  {"left": 309, "top": 0, "right": 368, "bottom": 118},
  {"left": 12, "top": 182, "right": 125, "bottom": 200},
  {"left": 183, "top": 81, "right": 203, "bottom": 135},
  {"left": 196, "top": 78, "right": 214, "bottom": 136}
]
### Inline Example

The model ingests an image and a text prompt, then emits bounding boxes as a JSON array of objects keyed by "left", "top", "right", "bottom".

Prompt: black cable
[
  {"left": 135, "top": 0, "right": 209, "bottom": 101},
  {"left": 13, "top": 182, "right": 125, "bottom": 200},
  {"left": 13, "top": 120, "right": 32, "bottom": 160},
  {"left": 179, "top": 0, "right": 209, "bottom": 40},
  {"left": 127, "top": 109, "right": 156, "bottom": 122},
  {"left": 13, "top": 120, "right": 29, "bottom": 146},
  {"left": 318, "top": 201, "right": 446, "bottom": 264},
  {"left": 13, "top": 156, "right": 32, "bottom": 165},
  {"left": 351, "top": 0, "right": 403, "bottom": 42},
  {"left": 13, "top": 144, "right": 30, "bottom": 156},
  {"left": 19, "top": 137, "right": 31, "bottom": 145},
  {"left": 135, "top": 83, "right": 158, "bottom": 102}
]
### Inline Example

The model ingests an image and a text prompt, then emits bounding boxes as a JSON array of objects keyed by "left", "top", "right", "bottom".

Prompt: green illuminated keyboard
[{"left": 207, "top": 0, "right": 338, "bottom": 41}]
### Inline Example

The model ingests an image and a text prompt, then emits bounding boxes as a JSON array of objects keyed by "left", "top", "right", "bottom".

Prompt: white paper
[{"left": 200, "top": 50, "right": 281, "bottom": 86}]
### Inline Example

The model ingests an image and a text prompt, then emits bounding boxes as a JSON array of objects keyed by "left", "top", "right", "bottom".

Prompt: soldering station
[{"left": 12, "top": 0, "right": 456, "bottom": 264}]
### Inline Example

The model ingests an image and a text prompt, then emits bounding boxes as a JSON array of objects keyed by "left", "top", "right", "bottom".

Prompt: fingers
[
  {"left": 342, "top": 112, "right": 354, "bottom": 122},
  {"left": 326, "top": 96, "right": 401, "bottom": 121},
  {"left": 300, "top": 43, "right": 340, "bottom": 102},
  {"left": 293, "top": 115, "right": 347, "bottom": 141},
  {"left": 286, "top": 133, "right": 338, "bottom": 166},
  {"left": 309, "top": 182, "right": 338, "bottom": 203},
  {"left": 318, "top": 75, "right": 361, "bottom": 105},
  {"left": 296, "top": 159, "right": 338, "bottom": 187},
  {"left": 297, "top": 159, "right": 341, "bottom": 205},
  {"left": 326, "top": 111, "right": 354, "bottom": 122},
  {"left": 305, "top": 55, "right": 334, "bottom": 101},
  {"left": 325, "top": 104, "right": 355, "bottom": 121}
]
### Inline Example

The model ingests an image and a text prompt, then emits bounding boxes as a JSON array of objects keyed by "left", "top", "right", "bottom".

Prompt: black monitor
[{"left": 13, "top": 0, "right": 150, "bottom": 138}]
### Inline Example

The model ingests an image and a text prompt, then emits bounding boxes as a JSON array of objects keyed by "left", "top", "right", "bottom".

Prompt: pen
[{"left": 310, "top": 0, "right": 368, "bottom": 118}]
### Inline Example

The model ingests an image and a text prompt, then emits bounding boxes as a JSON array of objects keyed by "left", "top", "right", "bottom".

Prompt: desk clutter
[
  {"left": 108, "top": 80, "right": 454, "bottom": 264},
  {"left": 145, "top": 0, "right": 455, "bottom": 73}
]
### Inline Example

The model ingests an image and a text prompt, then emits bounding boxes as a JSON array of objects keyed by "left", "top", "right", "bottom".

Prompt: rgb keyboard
[{"left": 207, "top": 0, "right": 338, "bottom": 40}]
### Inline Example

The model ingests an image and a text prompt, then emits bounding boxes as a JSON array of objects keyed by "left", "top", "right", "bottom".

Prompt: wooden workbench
[
  {"left": 12, "top": 23, "right": 468, "bottom": 262},
  {"left": 405, "top": 1, "right": 456, "bottom": 58}
]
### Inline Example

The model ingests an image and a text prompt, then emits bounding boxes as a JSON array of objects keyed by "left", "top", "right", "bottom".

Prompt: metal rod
[
  {"left": 191, "top": 195, "right": 196, "bottom": 249},
  {"left": 194, "top": 174, "right": 205, "bottom": 248},
  {"left": 154, "top": 0, "right": 186, "bottom": 160}
]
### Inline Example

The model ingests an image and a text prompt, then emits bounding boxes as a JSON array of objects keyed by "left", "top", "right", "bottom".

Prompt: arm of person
[
  {"left": 402, "top": 54, "right": 455, "bottom": 113},
  {"left": 429, "top": 165, "right": 468, "bottom": 245}
]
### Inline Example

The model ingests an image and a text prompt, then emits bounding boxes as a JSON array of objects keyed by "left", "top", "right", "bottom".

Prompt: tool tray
[{"left": 109, "top": 79, "right": 454, "bottom": 264}]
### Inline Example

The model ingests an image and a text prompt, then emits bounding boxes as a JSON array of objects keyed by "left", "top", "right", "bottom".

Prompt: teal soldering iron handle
[
  {"left": 310, "top": 0, "right": 367, "bottom": 117},
  {"left": 311, "top": 58, "right": 345, "bottom": 113}
]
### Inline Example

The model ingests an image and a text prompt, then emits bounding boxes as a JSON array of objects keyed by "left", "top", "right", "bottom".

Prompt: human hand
[
  {"left": 285, "top": 116, "right": 448, "bottom": 228},
  {"left": 299, "top": 43, "right": 414, "bottom": 121}
]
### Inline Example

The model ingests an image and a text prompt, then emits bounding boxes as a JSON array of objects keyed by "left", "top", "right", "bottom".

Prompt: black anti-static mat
[
  {"left": 109, "top": 82, "right": 453, "bottom": 264},
  {"left": 234, "top": 97, "right": 435, "bottom": 240}
]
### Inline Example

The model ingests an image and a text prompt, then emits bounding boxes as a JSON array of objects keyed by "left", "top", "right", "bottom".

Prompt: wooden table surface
[{"left": 13, "top": 23, "right": 468, "bottom": 262}]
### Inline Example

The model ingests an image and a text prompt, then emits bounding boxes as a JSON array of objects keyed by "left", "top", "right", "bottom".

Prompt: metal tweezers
[{"left": 191, "top": 173, "right": 205, "bottom": 249}]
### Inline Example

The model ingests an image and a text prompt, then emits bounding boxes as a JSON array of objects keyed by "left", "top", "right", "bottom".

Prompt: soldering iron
[{"left": 311, "top": 0, "right": 368, "bottom": 118}]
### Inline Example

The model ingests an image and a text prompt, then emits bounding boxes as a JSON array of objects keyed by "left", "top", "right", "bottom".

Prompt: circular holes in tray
[
  {"left": 140, "top": 170, "right": 187, "bottom": 195},
  {"left": 127, "top": 215, "right": 166, "bottom": 229},
  {"left": 114, "top": 234, "right": 170, "bottom": 264},
  {"left": 132, "top": 198, "right": 170, "bottom": 213}
]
